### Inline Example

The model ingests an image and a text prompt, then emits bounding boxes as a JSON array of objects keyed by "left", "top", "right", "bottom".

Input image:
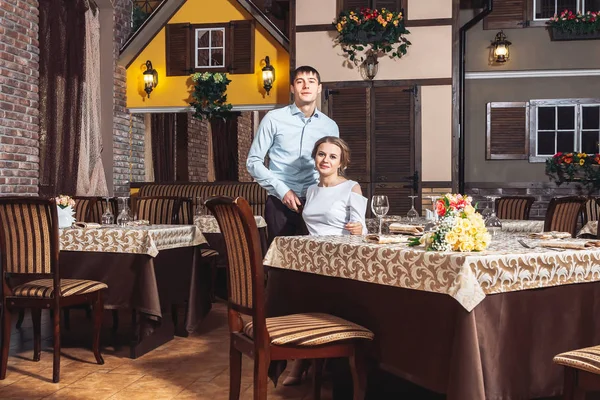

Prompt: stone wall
[
  {"left": 0, "top": 0, "right": 40, "bottom": 195},
  {"left": 113, "top": 0, "right": 144, "bottom": 196},
  {"left": 187, "top": 113, "right": 209, "bottom": 182},
  {"left": 237, "top": 111, "right": 253, "bottom": 182}
]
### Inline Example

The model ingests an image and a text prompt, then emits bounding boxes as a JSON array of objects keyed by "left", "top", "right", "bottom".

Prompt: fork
[{"left": 517, "top": 238, "right": 565, "bottom": 251}]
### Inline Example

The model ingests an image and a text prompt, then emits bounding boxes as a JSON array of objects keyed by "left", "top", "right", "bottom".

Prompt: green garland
[{"left": 189, "top": 72, "right": 233, "bottom": 121}]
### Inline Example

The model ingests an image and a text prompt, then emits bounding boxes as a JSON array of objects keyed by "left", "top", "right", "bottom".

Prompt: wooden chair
[
  {"left": 553, "top": 345, "right": 600, "bottom": 399},
  {"left": 134, "top": 196, "right": 186, "bottom": 224},
  {"left": 72, "top": 196, "right": 95, "bottom": 222},
  {"left": 0, "top": 197, "right": 107, "bottom": 383},
  {"left": 494, "top": 196, "right": 535, "bottom": 220},
  {"left": 205, "top": 196, "right": 374, "bottom": 400},
  {"left": 544, "top": 196, "right": 587, "bottom": 238},
  {"left": 584, "top": 197, "right": 600, "bottom": 225}
]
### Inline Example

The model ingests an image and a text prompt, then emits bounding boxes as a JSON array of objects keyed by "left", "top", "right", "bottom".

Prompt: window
[
  {"left": 194, "top": 27, "right": 225, "bottom": 69},
  {"left": 529, "top": 99, "right": 600, "bottom": 162},
  {"left": 533, "top": 0, "right": 600, "bottom": 21}
]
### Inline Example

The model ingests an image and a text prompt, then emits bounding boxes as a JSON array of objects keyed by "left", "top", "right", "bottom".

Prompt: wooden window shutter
[
  {"left": 486, "top": 102, "right": 529, "bottom": 160},
  {"left": 165, "top": 23, "right": 192, "bottom": 76},
  {"left": 326, "top": 87, "right": 370, "bottom": 183},
  {"left": 228, "top": 20, "right": 255, "bottom": 75},
  {"left": 338, "top": 0, "right": 370, "bottom": 12},
  {"left": 373, "top": 0, "right": 403, "bottom": 12},
  {"left": 483, "top": 0, "right": 527, "bottom": 29},
  {"left": 372, "top": 86, "right": 415, "bottom": 215}
]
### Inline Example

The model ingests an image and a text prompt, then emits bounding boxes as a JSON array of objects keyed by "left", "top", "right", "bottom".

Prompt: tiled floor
[{"left": 0, "top": 303, "right": 325, "bottom": 400}]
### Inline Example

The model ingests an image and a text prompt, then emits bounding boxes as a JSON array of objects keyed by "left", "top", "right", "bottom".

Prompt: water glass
[
  {"left": 100, "top": 197, "right": 114, "bottom": 225},
  {"left": 485, "top": 196, "right": 502, "bottom": 237},
  {"left": 371, "top": 195, "right": 389, "bottom": 235},
  {"left": 407, "top": 195, "right": 419, "bottom": 223},
  {"left": 116, "top": 197, "right": 132, "bottom": 227}
]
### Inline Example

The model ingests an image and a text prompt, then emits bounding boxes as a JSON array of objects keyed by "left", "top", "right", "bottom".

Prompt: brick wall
[
  {"left": 113, "top": 0, "right": 144, "bottom": 196},
  {"left": 466, "top": 182, "right": 589, "bottom": 220},
  {"left": 187, "top": 113, "right": 209, "bottom": 182},
  {"left": 0, "top": 0, "right": 40, "bottom": 194},
  {"left": 237, "top": 111, "right": 253, "bottom": 182}
]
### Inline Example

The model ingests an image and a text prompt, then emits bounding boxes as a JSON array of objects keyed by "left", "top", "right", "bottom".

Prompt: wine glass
[
  {"left": 371, "top": 195, "right": 389, "bottom": 235},
  {"left": 480, "top": 196, "right": 493, "bottom": 219},
  {"left": 100, "top": 197, "right": 114, "bottom": 225},
  {"left": 193, "top": 197, "right": 204, "bottom": 228},
  {"left": 407, "top": 195, "right": 419, "bottom": 223},
  {"left": 116, "top": 197, "right": 132, "bottom": 227},
  {"left": 485, "top": 197, "right": 502, "bottom": 237},
  {"left": 424, "top": 196, "right": 438, "bottom": 232}
]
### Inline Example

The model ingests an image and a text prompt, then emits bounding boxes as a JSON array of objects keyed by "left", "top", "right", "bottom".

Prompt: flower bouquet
[
  {"left": 55, "top": 195, "right": 76, "bottom": 228},
  {"left": 545, "top": 152, "right": 600, "bottom": 191},
  {"left": 408, "top": 194, "right": 491, "bottom": 252},
  {"left": 547, "top": 10, "right": 600, "bottom": 40}
]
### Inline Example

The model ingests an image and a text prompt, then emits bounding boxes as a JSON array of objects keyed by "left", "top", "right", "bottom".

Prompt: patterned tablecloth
[
  {"left": 500, "top": 219, "right": 544, "bottom": 233},
  {"left": 194, "top": 215, "right": 267, "bottom": 233},
  {"left": 579, "top": 221, "right": 598, "bottom": 237},
  {"left": 263, "top": 233, "right": 600, "bottom": 312},
  {"left": 60, "top": 225, "right": 207, "bottom": 257}
]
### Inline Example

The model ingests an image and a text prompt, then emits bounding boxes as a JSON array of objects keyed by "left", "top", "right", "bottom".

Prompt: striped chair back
[
  {"left": 138, "top": 183, "right": 268, "bottom": 217},
  {"left": 544, "top": 196, "right": 587, "bottom": 237},
  {"left": 0, "top": 198, "right": 58, "bottom": 275},
  {"left": 495, "top": 196, "right": 535, "bottom": 220},
  {"left": 88, "top": 197, "right": 118, "bottom": 224},
  {"left": 205, "top": 196, "right": 264, "bottom": 316},
  {"left": 73, "top": 197, "right": 95, "bottom": 222},
  {"left": 583, "top": 197, "right": 600, "bottom": 225},
  {"left": 134, "top": 196, "right": 182, "bottom": 225}
]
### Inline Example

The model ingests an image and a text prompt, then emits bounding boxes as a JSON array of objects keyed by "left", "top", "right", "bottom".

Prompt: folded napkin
[
  {"left": 365, "top": 234, "right": 409, "bottom": 244},
  {"left": 529, "top": 231, "right": 572, "bottom": 240},
  {"left": 389, "top": 223, "right": 424, "bottom": 235},
  {"left": 72, "top": 222, "right": 102, "bottom": 229},
  {"left": 125, "top": 220, "right": 150, "bottom": 226},
  {"left": 539, "top": 240, "right": 600, "bottom": 250}
]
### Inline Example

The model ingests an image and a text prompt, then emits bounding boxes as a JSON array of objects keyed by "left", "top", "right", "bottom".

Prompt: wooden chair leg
[
  {"left": 32, "top": 309, "right": 42, "bottom": 362},
  {"left": 0, "top": 306, "right": 11, "bottom": 380},
  {"left": 15, "top": 309, "right": 24, "bottom": 329},
  {"left": 312, "top": 358, "right": 324, "bottom": 400},
  {"left": 92, "top": 292, "right": 104, "bottom": 365},
  {"left": 253, "top": 353, "right": 269, "bottom": 400},
  {"left": 563, "top": 367, "right": 585, "bottom": 400},
  {"left": 349, "top": 345, "right": 367, "bottom": 400},
  {"left": 229, "top": 340, "right": 242, "bottom": 400},
  {"left": 52, "top": 305, "right": 61, "bottom": 383}
]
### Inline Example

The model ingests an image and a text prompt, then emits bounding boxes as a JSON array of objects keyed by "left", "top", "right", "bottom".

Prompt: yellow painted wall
[{"left": 126, "top": 0, "right": 289, "bottom": 108}]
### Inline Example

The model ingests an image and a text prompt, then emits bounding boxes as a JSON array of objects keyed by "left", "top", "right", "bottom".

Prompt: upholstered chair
[
  {"left": 206, "top": 196, "right": 374, "bottom": 400},
  {"left": 554, "top": 345, "right": 600, "bottom": 399},
  {"left": 544, "top": 196, "right": 587, "bottom": 238},
  {"left": 0, "top": 197, "right": 106, "bottom": 383},
  {"left": 133, "top": 196, "right": 185, "bottom": 224},
  {"left": 494, "top": 196, "right": 535, "bottom": 220}
]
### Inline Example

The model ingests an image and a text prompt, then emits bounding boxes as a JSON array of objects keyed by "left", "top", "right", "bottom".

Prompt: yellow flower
[
  {"left": 337, "top": 23, "right": 342, "bottom": 32},
  {"left": 393, "top": 20, "right": 399, "bottom": 26},
  {"left": 578, "top": 152, "right": 587, "bottom": 158},
  {"left": 464, "top": 204, "right": 475, "bottom": 215},
  {"left": 580, "top": 158, "right": 585, "bottom": 166},
  {"left": 386, "top": 13, "right": 393, "bottom": 21},
  {"left": 453, "top": 225, "right": 464, "bottom": 235},
  {"left": 445, "top": 231, "right": 458, "bottom": 245},
  {"left": 459, "top": 239, "right": 474, "bottom": 252}
]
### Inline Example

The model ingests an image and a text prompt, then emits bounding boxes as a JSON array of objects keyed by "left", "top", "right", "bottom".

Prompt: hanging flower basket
[
  {"left": 545, "top": 152, "right": 600, "bottom": 191},
  {"left": 547, "top": 10, "right": 600, "bottom": 41},
  {"left": 189, "top": 72, "right": 233, "bottom": 121},
  {"left": 333, "top": 7, "right": 411, "bottom": 64}
]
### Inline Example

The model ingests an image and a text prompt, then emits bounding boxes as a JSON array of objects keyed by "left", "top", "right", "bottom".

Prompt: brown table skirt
[{"left": 265, "top": 268, "right": 600, "bottom": 400}]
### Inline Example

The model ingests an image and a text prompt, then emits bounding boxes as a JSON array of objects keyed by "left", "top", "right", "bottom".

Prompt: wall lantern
[
  {"left": 262, "top": 56, "right": 275, "bottom": 95},
  {"left": 143, "top": 60, "right": 158, "bottom": 98},
  {"left": 362, "top": 52, "right": 379, "bottom": 80},
  {"left": 492, "top": 31, "right": 511, "bottom": 63}
]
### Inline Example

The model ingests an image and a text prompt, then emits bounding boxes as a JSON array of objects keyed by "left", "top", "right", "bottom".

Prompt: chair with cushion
[
  {"left": 205, "top": 196, "right": 373, "bottom": 400},
  {"left": 583, "top": 196, "right": 600, "bottom": 226},
  {"left": 72, "top": 196, "right": 96, "bottom": 222},
  {"left": 544, "top": 196, "right": 587, "bottom": 238},
  {"left": 0, "top": 197, "right": 106, "bottom": 383},
  {"left": 134, "top": 196, "right": 187, "bottom": 225},
  {"left": 495, "top": 196, "right": 535, "bottom": 220},
  {"left": 553, "top": 345, "right": 600, "bottom": 399},
  {"left": 87, "top": 197, "right": 119, "bottom": 224}
]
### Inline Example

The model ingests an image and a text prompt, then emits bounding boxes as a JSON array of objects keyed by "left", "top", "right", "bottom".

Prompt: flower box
[{"left": 549, "top": 26, "right": 600, "bottom": 41}]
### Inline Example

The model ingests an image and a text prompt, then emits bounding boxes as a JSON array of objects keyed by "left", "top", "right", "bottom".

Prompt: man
[{"left": 247, "top": 66, "right": 339, "bottom": 242}]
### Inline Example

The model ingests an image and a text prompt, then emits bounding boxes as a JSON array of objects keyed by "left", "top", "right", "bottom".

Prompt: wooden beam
[{"left": 236, "top": 0, "right": 290, "bottom": 51}]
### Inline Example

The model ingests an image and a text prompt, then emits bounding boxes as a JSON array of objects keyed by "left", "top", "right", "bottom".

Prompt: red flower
[{"left": 436, "top": 200, "right": 446, "bottom": 217}]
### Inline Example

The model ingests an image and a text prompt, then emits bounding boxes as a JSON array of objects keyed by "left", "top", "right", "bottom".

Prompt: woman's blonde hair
[{"left": 311, "top": 136, "right": 351, "bottom": 176}]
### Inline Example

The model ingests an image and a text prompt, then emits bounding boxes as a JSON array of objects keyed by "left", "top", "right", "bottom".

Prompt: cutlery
[{"left": 517, "top": 239, "right": 565, "bottom": 251}]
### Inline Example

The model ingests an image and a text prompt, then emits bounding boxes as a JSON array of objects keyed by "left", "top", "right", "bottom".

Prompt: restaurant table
[
  {"left": 264, "top": 233, "right": 600, "bottom": 400},
  {"left": 196, "top": 214, "right": 269, "bottom": 256},
  {"left": 57, "top": 224, "right": 209, "bottom": 358}
]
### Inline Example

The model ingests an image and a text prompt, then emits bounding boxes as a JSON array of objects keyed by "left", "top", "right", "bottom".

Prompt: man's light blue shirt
[{"left": 246, "top": 103, "right": 340, "bottom": 199}]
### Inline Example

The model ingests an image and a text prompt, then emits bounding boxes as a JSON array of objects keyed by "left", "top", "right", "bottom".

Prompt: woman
[
  {"left": 302, "top": 136, "right": 368, "bottom": 236},
  {"left": 283, "top": 136, "right": 367, "bottom": 386}
]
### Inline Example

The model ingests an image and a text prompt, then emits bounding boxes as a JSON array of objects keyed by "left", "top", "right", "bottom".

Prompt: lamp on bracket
[
  {"left": 143, "top": 60, "right": 158, "bottom": 98},
  {"left": 262, "top": 56, "right": 275, "bottom": 95},
  {"left": 492, "top": 31, "right": 511, "bottom": 63}
]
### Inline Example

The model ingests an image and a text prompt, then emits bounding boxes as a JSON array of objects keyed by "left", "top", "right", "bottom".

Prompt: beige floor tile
[
  {"left": 175, "top": 382, "right": 248, "bottom": 400},
  {"left": 42, "top": 387, "right": 118, "bottom": 400},
  {"left": 0, "top": 378, "right": 67, "bottom": 399},
  {"left": 68, "top": 372, "right": 143, "bottom": 391}
]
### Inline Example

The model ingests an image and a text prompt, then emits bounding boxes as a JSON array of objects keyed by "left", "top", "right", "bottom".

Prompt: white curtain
[{"left": 76, "top": 8, "right": 108, "bottom": 196}]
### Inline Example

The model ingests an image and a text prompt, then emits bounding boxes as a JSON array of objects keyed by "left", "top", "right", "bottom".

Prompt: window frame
[
  {"left": 529, "top": 98, "right": 600, "bottom": 163},
  {"left": 191, "top": 23, "right": 228, "bottom": 73}
]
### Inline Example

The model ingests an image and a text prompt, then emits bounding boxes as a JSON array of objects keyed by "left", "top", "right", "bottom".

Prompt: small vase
[{"left": 57, "top": 205, "right": 75, "bottom": 229}]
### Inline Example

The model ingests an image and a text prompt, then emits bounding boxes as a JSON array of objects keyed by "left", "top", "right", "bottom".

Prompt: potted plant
[
  {"left": 333, "top": 7, "right": 411, "bottom": 64},
  {"left": 547, "top": 10, "right": 600, "bottom": 41},
  {"left": 189, "top": 72, "right": 233, "bottom": 121},
  {"left": 545, "top": 152, "right": 600, "bottom": 191}
]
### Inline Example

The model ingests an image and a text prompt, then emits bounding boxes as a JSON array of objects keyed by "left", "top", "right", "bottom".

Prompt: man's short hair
[{"left": 291, "top": 66, "right": 321, "bottom": 84}]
